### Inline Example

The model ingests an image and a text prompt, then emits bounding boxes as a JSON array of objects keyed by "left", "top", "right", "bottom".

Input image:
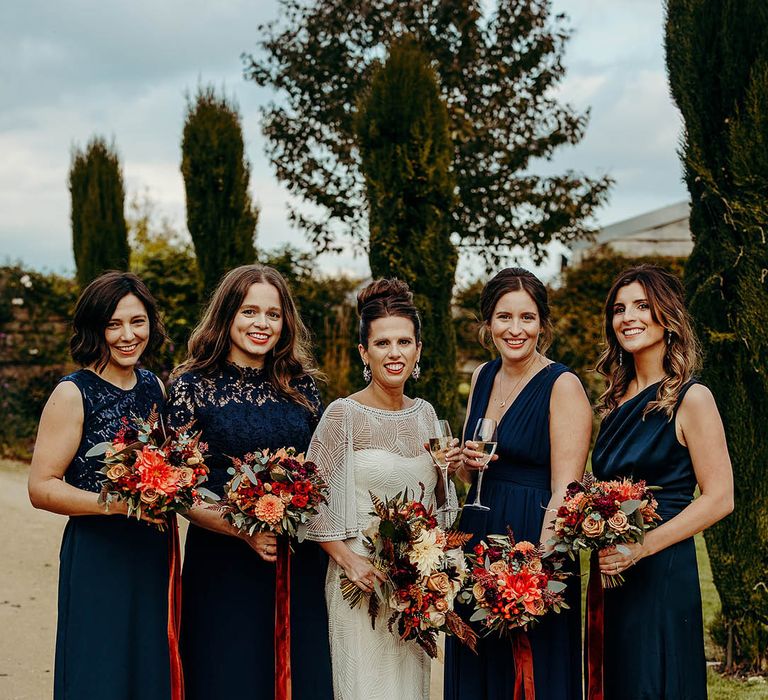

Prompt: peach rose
[
  {"left": 514, "top": 541, "right": 537, "bottom": 554},
  {"left": 106, "top": 464, "right": 128, "bottom": 480},
  {"left": 433, "top": 597, "right": 449, "bottom": 612},
  {"left": 105, "top": 442, "right": 127, "bottom": 458},
  {"left": 527, "top": 558, "right": 543, "bottom": 574},
  {"left": 427, "top": 573, "right": 451, "bottom": 596},
  {"left": 489, "top": 560, "right": 508, "bottom": 575},
  {"left": 472, "top": 582, "right": 486, "bottom": 602},
  {"left": 140, "top": 487, "right": 160, "bottom": 504},
  {"left": 177, "top": 467, "right": 195, "bottom": 488},
  {"left": 186, "top": 456, "right": 201, "bottom": 466},
  {"left": 607, "top": 510, "right": 630, "bottom": 533},
  {"left": 582, "top": 513, "right": 605, "bottom": 538}
]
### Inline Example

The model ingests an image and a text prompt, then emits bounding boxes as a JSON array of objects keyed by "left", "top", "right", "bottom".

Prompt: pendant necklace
[{"left": 497, "top": 354, "right": 539, "bottom": 407}]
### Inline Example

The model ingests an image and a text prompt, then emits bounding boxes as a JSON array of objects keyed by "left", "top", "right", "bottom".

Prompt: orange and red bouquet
[
  {"left": 87, "top": 407, "right": 214, "bottom": 528},
  {"left": 459, "top": 531, "right": 569, "bottom": 637},
  {"left": 548, "top": 473, "right": 661, "bottom": 587},
  {"left": 220, "top": 447, "right": 327, "bottom": 541},
  {"left": 341, "top": 488, "right": 477, "bottom": 658}
]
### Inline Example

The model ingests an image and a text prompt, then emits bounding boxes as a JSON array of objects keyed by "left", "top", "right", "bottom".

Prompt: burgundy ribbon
[
  {"left": 512, "top": 630, "right": 536, "bottom": 699},
  {"left": 167, "top": 515, "right": 184, "bottom": 700},
  {"left": 275, "top": 536, "right": 292, "bottom": 700},
  {"left": 586, "top": 550, "right": 604, "bottom": 700}
]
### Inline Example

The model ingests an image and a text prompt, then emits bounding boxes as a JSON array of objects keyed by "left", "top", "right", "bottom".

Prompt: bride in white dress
[{"left": 307, "top": 279, "right": 455, "bottom": 700}]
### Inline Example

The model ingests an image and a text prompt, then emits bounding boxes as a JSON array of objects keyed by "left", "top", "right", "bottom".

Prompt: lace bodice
[
  {"left": 307, "top": 397, "right": 451, "bottom": 543},
  {"left": 60, "top": 368, "right": 164, "bottom": 493},
  {"left": 164, "top": 363, "right": 322, "bottom": 497}
]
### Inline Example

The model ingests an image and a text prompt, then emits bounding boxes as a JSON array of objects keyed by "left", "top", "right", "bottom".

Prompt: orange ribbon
[
  {"left": 512, "top": 630, "right": 535, "bottom": 699},
  {"left": 586, "top": 550, "right": 604, "bottom": 700},
  {"left": 275, "top": 536, "right": 292, "bottom": 700},
  {"left": 167, "top": 515, "right": 184, "bottom": 700}
]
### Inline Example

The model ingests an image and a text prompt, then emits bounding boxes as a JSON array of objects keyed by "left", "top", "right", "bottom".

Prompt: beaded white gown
[{"left": 307, "top": 397, "right": 455, "bottom": 700}]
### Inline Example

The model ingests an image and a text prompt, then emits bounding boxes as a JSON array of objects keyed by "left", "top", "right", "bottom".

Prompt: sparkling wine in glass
[
  {"left": 464, "top": 418, "right": 497, "bottom": 511},
  {"left": 429, "top": 420, "right": 455, "bottom": 513}
]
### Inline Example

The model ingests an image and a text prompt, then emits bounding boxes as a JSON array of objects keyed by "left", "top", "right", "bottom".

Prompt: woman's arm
[
  {"left": 599, "top": 384, "right": 734, "bottom": 574},
  {"left": 28, "top": 382, "right": 134, "bottom": 518},
  {"left": 541, "top": 372, "right": 592, "bottom": 547}
]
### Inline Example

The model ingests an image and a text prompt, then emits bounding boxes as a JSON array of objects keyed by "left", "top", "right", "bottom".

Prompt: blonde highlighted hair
[
  {"left": 596, "top": 264, "right": 701, "bottom": 419},
  {"left": 172, "top": 265, "right": 318, "bottom": 409}
]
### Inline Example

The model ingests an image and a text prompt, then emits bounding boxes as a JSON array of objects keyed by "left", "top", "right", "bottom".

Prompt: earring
[
  {"left": 363, "top": 364, "right": 372, "bottom": 383},
  {"left": 411, "top": 362, "right": 421, "bottom": 381},
  {"left": 619, "top": 350, "right": 623, "bottom": 367},
  {"left": 666, "top": 330, "right": 672, "bottom": 346}
]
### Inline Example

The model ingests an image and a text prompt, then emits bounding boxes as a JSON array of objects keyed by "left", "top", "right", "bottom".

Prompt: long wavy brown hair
[
  {"left": 172, "top": 265, "right": 318, "bottom": 409},
  {"left": 596, "top": 264, "right": 701, "bottom": 419}
]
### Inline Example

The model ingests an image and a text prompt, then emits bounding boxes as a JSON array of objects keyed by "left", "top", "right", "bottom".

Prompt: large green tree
[
  {"left": 666, "top": 0, "right": 768, "bottom": 670},
  {"left": 355, "top": 38, "right": 458, "bottom": 421},
  {"left": 181, "top": 86, "right": 258, "bottom": 297},
  {"left": 69, "top": 137, "right": 130, "bottom": 288},
  {"left": 245, "top": 0, "right": 611, "bottom": 266}
]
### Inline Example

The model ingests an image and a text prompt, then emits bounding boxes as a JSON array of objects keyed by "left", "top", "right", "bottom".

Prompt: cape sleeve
[{"left": 306, "top": 399, "right": 359, "bottom": 542}]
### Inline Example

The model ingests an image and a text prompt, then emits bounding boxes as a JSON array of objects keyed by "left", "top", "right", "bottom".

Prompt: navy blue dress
[
  {"left": 591, "top": 380, "right": 707, "bottom": 699},
  {"left": 165, "top": 362, "right": 333, "bottom": 700},
  {"left": 445, "top": 360, "right": 583, "bottom": 700},
  {"left": 54, "top": 368, "right": 170, "bottom": 700}
]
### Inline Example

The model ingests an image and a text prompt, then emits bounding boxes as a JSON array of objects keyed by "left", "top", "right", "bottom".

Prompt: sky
[{"left": 0, "top": 0, "right": 687, "bottom": 281}]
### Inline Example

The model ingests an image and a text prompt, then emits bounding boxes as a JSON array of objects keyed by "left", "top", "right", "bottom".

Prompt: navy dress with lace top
[
  {"left": 54, "top": 368, "right": 170, "bottom": 700},
  {"left": 445, "top": 359, "right": 582, "bottom": 700},
  {"left": 591, "top": 380, "right": 707, "bottom": 699},
  {"left": 165, "top": 363, "right": 333, "bottom": 700}
]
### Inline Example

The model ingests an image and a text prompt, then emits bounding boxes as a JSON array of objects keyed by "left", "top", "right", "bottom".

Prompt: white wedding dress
[{"left": 307, "top": 397, "right": 455, "bottom": 700}]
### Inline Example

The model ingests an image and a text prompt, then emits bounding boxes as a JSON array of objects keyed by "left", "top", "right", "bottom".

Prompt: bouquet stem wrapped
[{"left": 219, "top": 447, "right": 328, "bottom": 700}]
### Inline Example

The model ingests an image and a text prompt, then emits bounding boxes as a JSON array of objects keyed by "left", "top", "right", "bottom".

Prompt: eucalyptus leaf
[
  {"left": 195, "top": 487, "right": 220, "bottom": 503},
  {"left": 619, "top": 499, "right": 642, "bottom": 514},
  {"left": 242, "top": 463, "right": 259, "bottom": 485},
  {"left": 297, "top": 523, "right": 308, "bottom": 543},
  {"left": 85, "top": 441, "right": 112, "bottom": 458},
  {"left": 470, "top": 608, "right": 489, "bottom": 622},
  {"left": 616, "top": 544, "right": 630, "bottom": 556},
  {"left": 547, "top": 580, "right": 568, "bottom": 594}
]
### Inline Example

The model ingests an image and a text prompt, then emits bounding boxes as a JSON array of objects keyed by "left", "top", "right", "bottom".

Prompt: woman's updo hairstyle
[
  {"left": 479, "top": 267, "right": 553, "bottom": 353},
  {"left": 357, "top": 278, "right": 421, "bottom": 347}
]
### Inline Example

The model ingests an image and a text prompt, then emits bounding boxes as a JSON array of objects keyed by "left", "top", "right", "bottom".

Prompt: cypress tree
[
  {"left": 355, "top": 38, "right": 459, "bottom": 424},
  {"left": 181, "top": 86, "right": 258, "bottom": 297},
  {"left": 69, "top": 137, "right": 130, "bottom": 288},
  {"left": 666, "top": 1, "right": 768, "bottom": 670}
]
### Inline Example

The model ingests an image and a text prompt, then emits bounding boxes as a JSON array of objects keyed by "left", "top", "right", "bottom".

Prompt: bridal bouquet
[
  {"left": 220, "top": 447, "right": 327, "bottom": 541},
  {"left": 340, "top": 488, "right": 477, "bottom": 658},
  {"left": 87, "top": 407, "right": 214, "bottom": 528},
  {"left": 459, "top": 531, "right": 569, "bottom": 636},
  {"left": 548, "top": 473, "right": 661, "bottom": 587}
]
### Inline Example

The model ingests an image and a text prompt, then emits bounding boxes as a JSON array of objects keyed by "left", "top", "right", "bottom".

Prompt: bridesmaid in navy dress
[
  {"left": 28, "top": 272, "right": 173, "bottom": 700},
  {"left": 165, "top": 264, "right": 332, "bottom": 700},
  {"left": 445, "top": 268, "right": 591, "bottom": 700},
  {"left": 591, "top": 265, "right": 733, "bottom": 699}
]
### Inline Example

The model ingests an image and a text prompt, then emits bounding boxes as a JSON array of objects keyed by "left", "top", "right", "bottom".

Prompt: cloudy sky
[{"left": 1, "top": 0, "right": 687, "bottom": 280}]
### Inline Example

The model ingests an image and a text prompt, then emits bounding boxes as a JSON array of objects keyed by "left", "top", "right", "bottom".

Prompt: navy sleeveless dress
[
  {"left": 54, "top": 368, "right": 171, "bottom": 700},
  {"left": 165, "top": 363, "right": 333, "bottom": 700},
  {"left": 445, "top": 360, "right": 583, "bottom": 700},
  {"left": 591, "top": 380, "right": 707, "bottom": 699}
]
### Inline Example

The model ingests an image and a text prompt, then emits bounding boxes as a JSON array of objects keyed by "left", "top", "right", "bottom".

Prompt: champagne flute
[
  {"left": 428, "top": 419, "right": 456, "bottom": 514},
  {"left": 464, "top": 418, "right": 497, "bottom": 511}
]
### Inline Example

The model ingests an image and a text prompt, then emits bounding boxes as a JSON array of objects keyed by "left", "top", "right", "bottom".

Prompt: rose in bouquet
[
  {"left": 548, "top": 472, "right": 661, "bottom": 587},
  {"left": 458, "top": 531, "right": 569, "bottom": 636},
  {"left": 86, "top": 407, "right": 215, "bottom": 529},
  {"left": 340, "top": 487, "right": 477, "bottom": 658},
  {"left": 219, "top": 447, "right": 327, "bottom": 542}
]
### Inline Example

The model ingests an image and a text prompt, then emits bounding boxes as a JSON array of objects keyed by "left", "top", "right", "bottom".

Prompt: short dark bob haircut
[{"left": 70, "top": 271, "right": 165, "bottom": 371}]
